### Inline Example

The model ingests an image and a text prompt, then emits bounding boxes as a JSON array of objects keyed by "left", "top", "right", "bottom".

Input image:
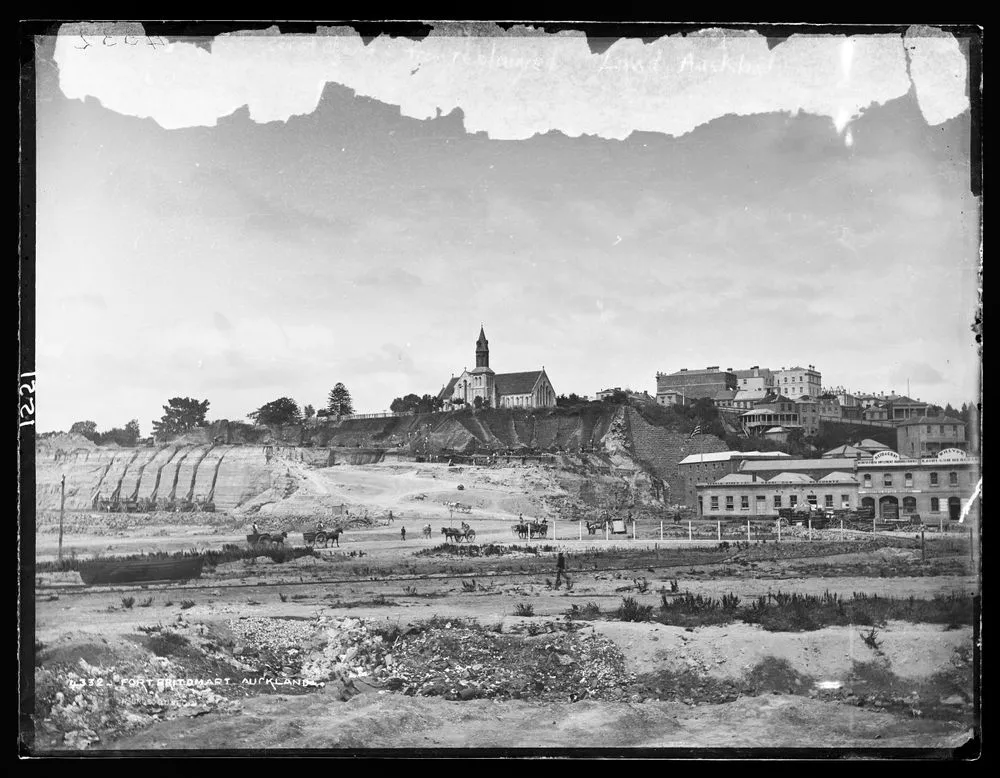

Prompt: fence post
[
  {"left": 841, "top": 518, "right": 845, "bottom": 540},
  {"left": 717, "top": 521, "right": 721, "bottom": 542},
  {"left": 579, "top": 521, "right": 582, "bottom": 541},
  {"left": 921, "top": 529, "right": 926, "bottom": 563},
  {"left": 809, "top": 518, "right": 813, "bottom": 541},
  {"left": 553, "top": 520, "right": 556, "bottom": 541},
  {"left": 873, "top": 516, "right": 877, "bottom": 535},
  {"left": 633, "top": 521, "right": 636, "bottom": 540},
  {"left": 605, "top": 524, "right": 609, "bottom": 542},
  {"left": 777, "top": 519, "right": 781, "bottom": 543},
  {"left": 660, "top": 521, "right": 663, "bottom": 541},
  {"left": 688, "top": 521, "right": 693, "bottom": 542},
  {"left": 747, "top": 519, "right": 751, "bottom": 543}
]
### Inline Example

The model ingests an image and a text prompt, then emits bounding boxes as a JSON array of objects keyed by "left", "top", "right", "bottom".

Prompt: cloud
[{"left": 889, "top": 361, "right": 947, "bottom": 386}]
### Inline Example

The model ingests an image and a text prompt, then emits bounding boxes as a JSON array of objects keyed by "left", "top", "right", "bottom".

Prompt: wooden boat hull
[{"left": 78, "top": 556, "right": 205, "bottom": 585}]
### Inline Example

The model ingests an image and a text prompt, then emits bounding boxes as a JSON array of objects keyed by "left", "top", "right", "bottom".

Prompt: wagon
[
  {"left": 447, "top": 501, "right": 472, "bottom": 514},
  {"left": 303, "top": 528, "right": 343, "bottom": 547},
  {"left": 513, "top": 520, "right": 548, "bottom": 539},
  {"left": 246, "top": 531, "right": 288, "bottom": 548},
  {"left": 441, "top": 525, "right": 476, "bottom": 543}
]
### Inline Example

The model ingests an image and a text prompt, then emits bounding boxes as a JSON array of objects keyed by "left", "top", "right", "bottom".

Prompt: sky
[{"left": 33, "top": 23, "right": 980, "bottom": 434}]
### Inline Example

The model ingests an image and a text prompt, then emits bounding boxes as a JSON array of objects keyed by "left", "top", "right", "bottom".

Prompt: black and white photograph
[{"left": 19, "top": 21, "right": 982, "bottom": 757}]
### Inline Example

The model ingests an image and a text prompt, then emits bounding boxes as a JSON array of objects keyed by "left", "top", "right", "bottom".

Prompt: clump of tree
[
  {"left": 601, "top": 389, "right": 630, "bottom": 404},
  {"left": 303, "top": 404, "right": 315, "bottom": 420},
  {"left": 473, "top": 396, "right": 492, "bottom": 410},
  {"left": 69, "top": 419, "right": 141, "bottom": 446},
  {"left": 247, "top": 397, "right": 302, "bottom": 426},
  {"left": 152, "top": 397, "right": 210, "bottom": 437},
  {"left": 556, "top": 393, "right": 586, "bottom": 407},
  {"left": 390, "top": 393, "right": 443, "bottom": 414},
  {"left": 327, "top": 383, "right": 354, "bottom": 416}
]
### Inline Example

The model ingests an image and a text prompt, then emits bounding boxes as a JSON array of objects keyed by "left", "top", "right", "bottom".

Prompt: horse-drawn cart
[
  {"left": 303, "top": 527, "right": 343, "bottom": 547},
  {"left": 441, "top": 523, "right": 476, "bottom": 543},
  {"left": 512, "top": 519, "right": 548, "bottom": 539},
  {"left": 246, "top": 531, "right": 288, "bottom": 548}
]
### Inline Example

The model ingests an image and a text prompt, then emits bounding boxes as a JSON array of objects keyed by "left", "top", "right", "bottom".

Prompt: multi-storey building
[
  {"left": 696, "top": 470, "right": 859, "bottom": 518},
  {"left": 794, "top": 395, "right": 821, "bottom": 436},
  {"left": 896, "top": 415, "right": 967, "bottom": 458},
  {"left": 677, "top": 450, "right": 791, "bottom": 507},
  {"left": 656, "top": 366, "right": 737, "bottom": 402},
  {"left": 733, "top": 366, "right": 775, "bottom": 393},
  {"left": 885, "top": 395, "right": 932, "bottom": 423},
  {"left": 773, "top": 365, "right": 822, "bottom": 398},
  {"left": 856, "top": 449, "right": 980, "bottom": 523},
  {"left": 694, "top": 448, "right": 981, "bottom": 525},
  {"left": 741, "top": 394, "right": 799, "bottom": 435},
  {"left": 816, "top": 393, "right": 843, "bottom": 421}
]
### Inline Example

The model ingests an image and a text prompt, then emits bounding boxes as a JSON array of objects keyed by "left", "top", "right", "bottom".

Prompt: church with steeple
[{"left": 438, "top": 327, "right": 557, "bottom": 410}]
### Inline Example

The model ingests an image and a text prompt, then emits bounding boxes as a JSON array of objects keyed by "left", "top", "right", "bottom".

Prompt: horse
[{"left": 441, "top": 527, "right": 461, "bottom": 543}]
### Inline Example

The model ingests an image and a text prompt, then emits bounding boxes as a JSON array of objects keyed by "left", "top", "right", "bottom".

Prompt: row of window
[
  {"left": 709, "top": 494, "right": 852, "bottom": 510},
  {"left": 861, "top": 472, "right": 961, "bottom": 488},
  {"left": 707, "top": 494, "right": 958, "bottom": 513}
]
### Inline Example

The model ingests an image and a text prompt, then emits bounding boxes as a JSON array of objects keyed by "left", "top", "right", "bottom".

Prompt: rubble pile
[
  {"left": 35, "top": 649, "right": 237, "bottom": 750},
  {"left": 228, "top": 617, "right": 323, "bottom": 678},
  {"left": 371, "top": 623, "right": 635, "bottom": 702}
]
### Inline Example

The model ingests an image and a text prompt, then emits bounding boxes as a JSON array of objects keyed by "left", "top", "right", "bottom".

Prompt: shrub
[
  {"left": 462, "top": 579, "right": 477, "bottom": 592},
  {"left": 147, "top": 631, "right": 190, "bottom": 657},
  {"left": 860, "top": 626, "right": 884, "bottom": 651},
  {"left": 179, "top": 600, "right": 195, "bottom": 610},
  {"left": 121, "top": 596, "right": 135, "bottom": 609},
  {"left": 514, "top": 603, "right": 535, "bottom": 617},
  {"left": 567, "top": 601, "right": 602, "bottom": 620},
  {"left": 138, "top": 596, "right": 153, "bottom": 608},
  {"left": 617, "top": 596, "right": 653, "bottom": 622},
  {"left": 279, "top": 592, "right": 288, "bottom": 603}
]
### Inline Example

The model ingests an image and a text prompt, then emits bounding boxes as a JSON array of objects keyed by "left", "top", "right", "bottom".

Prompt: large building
[
  {"left": 693, "top": 448, "right": 980, "bottom": 524},
  {"left": 734, "top": 366, "right": 775, "bottom": 393},
  {"left": 677, "top": 450, "right": 791, "bottom": 507},
  {"left": 740, "top": 394, "right": 800, "bottom": 436},
  {"left": 656, "top": 366, "right": 737, "bottom": 402},
  {"left": 856, "top": 449, "right": 980, "bottom": 523},
  {"left": 896, "top": 415, "right": 967, "bottom": 458},
  {"left": 439, "top": 327, "right": 557, "bottom": 411},
  {"left": 773, "top": 365, "right": 822, "bottom": 398}
]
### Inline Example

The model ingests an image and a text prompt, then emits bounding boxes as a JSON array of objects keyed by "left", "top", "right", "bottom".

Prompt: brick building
[
  {"left": 656, "top": 367, "right": 737, "bottom": 402},
  {"left": 856, "top": 449, "right": 980, "bottom": 523},
  {"left": 896, "top": 415, "right": 967, "bottom": 458},
  {"left": 677, "top": 450, "right": 791, "bottom": 507},
  {"left": 773, "top": 365, "right": 822, "bottom": 398},
  {"left": 696, "top": 470, "right": 858, "bottom": 518}
]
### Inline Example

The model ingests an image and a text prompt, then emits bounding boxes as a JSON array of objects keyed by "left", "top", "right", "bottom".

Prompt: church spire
[{"left": 476, "top": 325, "right": 489, "bottom": 368}]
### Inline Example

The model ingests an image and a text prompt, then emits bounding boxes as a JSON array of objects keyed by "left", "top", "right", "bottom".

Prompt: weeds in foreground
[
  {"left": 566, "top": 601, "right": 602, "bottom": 620},
  {"left": 138, "top": 596, "right": 153, "bottom": 608},
  {"left": 462, "top": 580, "right": 478, "bottom": 592},
  {"left": 120, "top": 596, "right": 135, "bottom": 609},
  {"left": 278, "top": 593, "right": 288, "bottom": 603},
  {"left": 514, "top": 603, "right": 535, "bottom": 617},
  {"left": 616, "top": 596, "right": 654, "bottom": 622},
  {"left": 860, "top": 626, "right": 884, "bottom": 651},
  {"left": 179, "top": 600, "right": 195, "bottom": 610}
]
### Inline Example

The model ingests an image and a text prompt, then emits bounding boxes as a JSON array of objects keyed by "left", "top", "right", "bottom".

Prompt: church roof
[
  {"left": 495, "top": 371, "right": 544, "bottom": 396},
  {"left": 438, "top": 377, "right": 459, "bottom": 400}
]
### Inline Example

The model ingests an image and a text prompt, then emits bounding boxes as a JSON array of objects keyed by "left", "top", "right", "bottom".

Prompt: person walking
[
  {"left": 388, "top": 510, "right": 394, "bottom": 524},
  {"left": 400, "top": 526, "right": 406, "bottom": 541},
  {"left": 554, "top": 552, "right": 570, "bottom": 590}
]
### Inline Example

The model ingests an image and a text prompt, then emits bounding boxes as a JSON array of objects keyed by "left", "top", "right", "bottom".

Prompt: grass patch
[
  {"left": 616, "top": 596, "right": 654, "bottom": 622},
  {"left": 648, "top": 591, "right": 974, "bottom": 632},
  {"left": 742, "top": 656, "right": 814, "bottom": 695},
  {"left": 566, "top": 601, "right": 602, "bottom": 620},
  {"left": 416, "top": 543, "right": 542, "bottom": 558},
  {"left": 37, "top": 544, "right": 318, "bottom": 573},
  {"left": 147, "top": 630, "right": 191, "bottom": 657},
  {"left": 120, "top": 596, "right": 135, "bottom": 609}
]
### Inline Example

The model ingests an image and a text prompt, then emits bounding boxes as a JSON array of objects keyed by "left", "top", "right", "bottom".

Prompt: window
[
  {"left": 710, "top": 496, "right": 719, "bottom": 510},
  {"left": 939, "top": 425, "right": 945, "bottom": 434},
  {"left": 840, "top": 495, "right": 850, "bottom": 507},
  {"left": 825, "top": 495, "right": 834, "bottom": 508},
  {"left": 773, "top": 495, "right": 782, "bottom": 508},
  {"left": 952, "top": 425, "right": 958, "bottom": 435},
  {"left": 930, "top": 498, "right": 940, "bottom": 513},
  {"left": 789, "top": 495, "right": 798, "bottom": 507},
  {"left": 863, "top": 474, "right": 872, "bottom": 487},
  {"left": 725, "top": 496, "right": 734, "bottom": 511},
  {"left": 883, "top": 474, "right": 893, "bottom": 487},
  {"left": 949, "top": 472, "right": 959, "bottom": 486},
  {"left": 807, "top": 494, "right": 818, "bottom": 506},
  {"left": 741, "top": 496, "right": 750, "bottom": 510},
  {"left": 927, "top": 425, "right": 932, "bottom": 434},
  {"left": 905, "top": 472, "right": 913, "bottom": 487},
  {"left": 930, "top": 472, "right": 939, "bottom": 486},
  {"left": 903, "top": 497, "right": 917, "bottom": 513}
]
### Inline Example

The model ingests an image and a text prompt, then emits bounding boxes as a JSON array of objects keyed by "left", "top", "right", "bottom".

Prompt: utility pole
[{"left": 58, "top": 474, "right": 66, "bottom": 563}]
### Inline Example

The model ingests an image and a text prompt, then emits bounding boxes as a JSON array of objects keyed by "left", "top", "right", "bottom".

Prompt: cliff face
[{"left": 36, "top": 405, "right": 727, "bottom": 515}]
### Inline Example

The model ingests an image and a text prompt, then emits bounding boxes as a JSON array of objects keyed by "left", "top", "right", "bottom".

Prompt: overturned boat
[{"left": 77, "top": 555, "right": 205, "bottom": 585}]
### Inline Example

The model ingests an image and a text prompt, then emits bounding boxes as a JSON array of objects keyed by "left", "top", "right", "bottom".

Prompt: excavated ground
[{"left": 30, "top": 460, "right": 980, "bottom": 755}]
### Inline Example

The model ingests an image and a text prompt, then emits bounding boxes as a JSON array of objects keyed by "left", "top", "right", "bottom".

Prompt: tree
[
  {"left": 125, "top": 419, "right": 141, "bottom": 443},
  {"left": 152, "top": 397, "right": 210, "bottom": 437},
  {"left": 70, "top": 420, "right": 99, "bottom": 441},
  {"left": 327, "top": 383, "right": 355, "bottom": 416},
  {"left": 303, "top": 404, "right": 315, "bottom": 420},
  {"left": 602, "top": 389, "right": 629, "bottom": 404},
  {"left": 391, "top": 393, "right": 422, "bottom": 414},
  {"left": 248, "top": 397, "right": 302, "bottom": 426},
  {"left": 473, "top": 396, "right": 484, "bottom": 409}
]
